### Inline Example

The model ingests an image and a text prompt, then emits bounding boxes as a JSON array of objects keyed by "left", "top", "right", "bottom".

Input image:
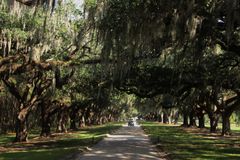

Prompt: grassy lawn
[
  {"left": 232, "top": 125, "right": 240, "bottom": 133},
  {"left": 0, "top": 122, "right": 123, "bottom": 160},
  {"left": 203, "top": 123, "right": 240, "bottom": 134},
  {"left": 142, "top": 122, "right": 240, "bottom": 160}
]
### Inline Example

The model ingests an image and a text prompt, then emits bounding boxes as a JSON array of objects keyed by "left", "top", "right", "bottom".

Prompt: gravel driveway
[{"left": 74, "top": 124, "right": 167, "bottom": 160}]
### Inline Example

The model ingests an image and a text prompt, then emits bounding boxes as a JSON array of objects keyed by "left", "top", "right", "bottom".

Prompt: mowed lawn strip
[
  {"left": 141, "top": 122, "right": 240, "bottom": 160},
  {"left": 0, "top": 122, "right": 123, "bottom": 160}
]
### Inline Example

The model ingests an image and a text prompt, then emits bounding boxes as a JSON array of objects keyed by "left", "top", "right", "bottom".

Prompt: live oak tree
[
  {"left": 1, "top": 0, "right": 240, "bottom": 142},
  {"left": 0, "top": 0, "right": 83, "bottom": 141},
  {"left": 88, "top": 0, "right": 240, "bottom": 135}
]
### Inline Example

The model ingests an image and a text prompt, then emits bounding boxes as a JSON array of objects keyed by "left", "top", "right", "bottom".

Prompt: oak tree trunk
[
  {"left": 79, "top": 115, "right": 86, "bottom": 128},
  {"left": 40, "top": 103, "right": 51, "bottom": 137},
  {"left": 182, "top": 113, "right": 189, "bottom": 127},
  {"left": 70, "top": 107, "right": 78, "bottom": 130},
  {"left": 56, "top": 111, "right": 67, "bottom": 133},
  {"left": 158, "top": 114, "right": 162, "bottom": 123},
  {"left": 15, "top": 114, "right": 28, "bottom": 142},
  {"left": 209, "top": 115, "right": 219, "bottom": 133},
  {"left": 198, "top": 114, "right": 205, "bottom": 128},
  {"left": 222, "top": 112, "right": 231, "bottom": 136},
  {"left": 189, "top": 110, "right": 197, "bottom": 127},
  {"left": 163, "top": 112, "right": 169, "bottom": 124},
  {"left": 40, "top": 114, "right": 51, "bottom": 137}
]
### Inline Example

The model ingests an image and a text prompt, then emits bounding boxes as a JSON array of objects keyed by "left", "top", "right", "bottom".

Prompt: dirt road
[{"left": 74, "top": 124, "right": 167, "bottom": 160}]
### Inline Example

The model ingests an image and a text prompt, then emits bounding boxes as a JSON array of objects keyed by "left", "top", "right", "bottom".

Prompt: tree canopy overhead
[
  {"left": 92, "top": 0, "right": 239, "bottom": 58},
  {"left": 84, "top": 0, "right": 240, "bottom": 92},
  {"left": 84, "top": 0, "right": 240, "bottom": 135},
  {"left": 0, "top": 0, "right": 240, "bottom": 143}
]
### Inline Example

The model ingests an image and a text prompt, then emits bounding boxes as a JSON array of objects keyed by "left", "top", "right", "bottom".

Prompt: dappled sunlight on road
[{"left": 74, "top": 125, "right": 166, "bottom": 160}]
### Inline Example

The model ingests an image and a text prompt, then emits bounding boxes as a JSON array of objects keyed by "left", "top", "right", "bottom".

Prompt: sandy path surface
[{"left": 74, "top": 124, "right": 167, "bottom": 160}]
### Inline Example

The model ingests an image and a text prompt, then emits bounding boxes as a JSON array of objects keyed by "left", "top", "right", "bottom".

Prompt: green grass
[
  {"left": 203, "top": 123, "right": 240, "bottom": 134},
  {"left": 141, "top": 122, "right": 240, "bottom": 160},
  {"left": 0, "top": 122, "right": 123, "bottom": 160},
  {"left": 231, "top": 125, "right": 240, "bottom": 133},
  {"left": 0, "top": 135, "right": 15, "bottom": 145}
]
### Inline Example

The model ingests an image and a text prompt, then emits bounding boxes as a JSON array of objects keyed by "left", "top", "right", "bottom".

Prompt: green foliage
[
  {"left": 110, "top": 92, "right": 138, "bottom": 119},
  {"left": 85, "top": 0, "right": 97, "bottom": 8},
  {"left": 1, "top": 0, "right": 240, "bottom": 148}
]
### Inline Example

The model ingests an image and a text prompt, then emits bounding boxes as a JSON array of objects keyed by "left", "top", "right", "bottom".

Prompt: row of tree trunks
[
  {"left": 149, "top": 109, "right": 179, "bottom": 124},
  {"left": 182, "top": 108, "right": 204, "bottom": 128},
  {"left": 185, "top": 107, "right": 233, "bottom": 135}
]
